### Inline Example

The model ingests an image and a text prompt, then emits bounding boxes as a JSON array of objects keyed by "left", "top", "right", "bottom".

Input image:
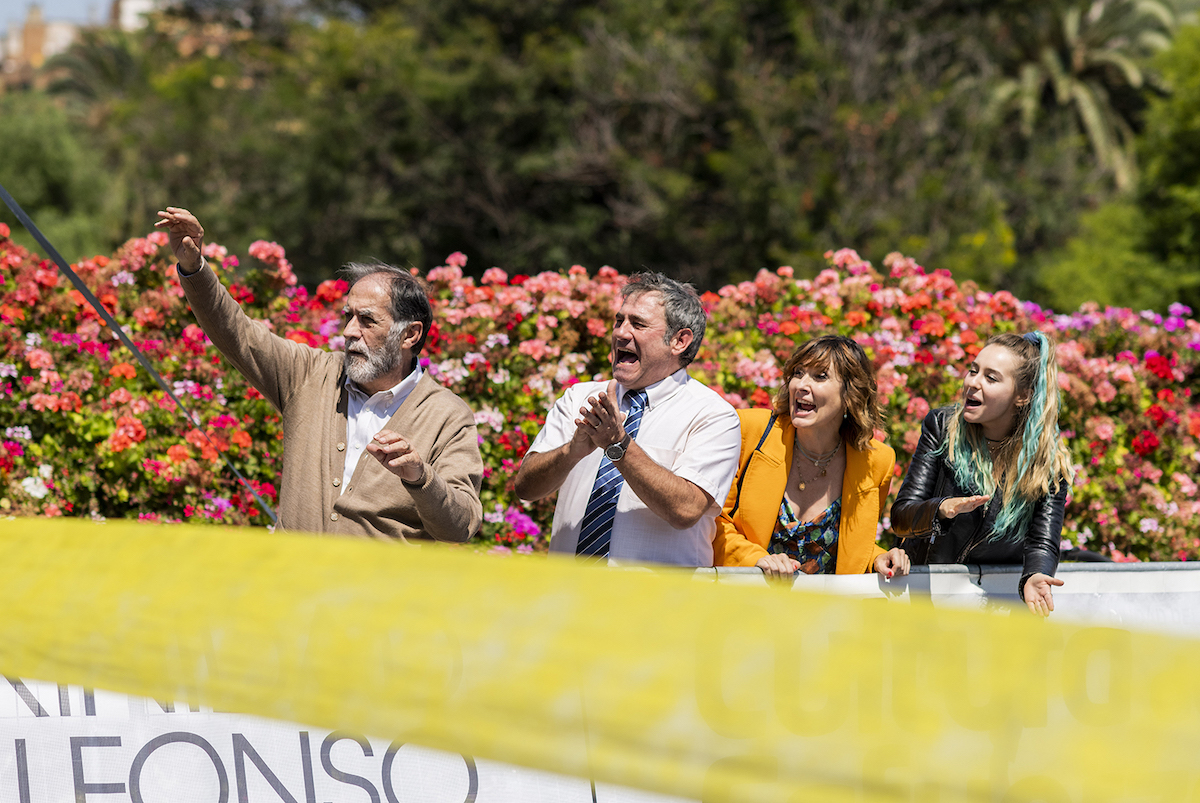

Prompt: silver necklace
[{"left": 793, "top": 440, "right": 841, "bottom": 491}]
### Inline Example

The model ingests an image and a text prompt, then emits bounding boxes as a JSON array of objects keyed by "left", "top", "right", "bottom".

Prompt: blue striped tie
[{"left": 576, "top": 389, "right": 648, "bottom": 560}]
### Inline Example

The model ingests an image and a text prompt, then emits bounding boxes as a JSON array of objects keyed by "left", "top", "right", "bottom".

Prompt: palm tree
[{"left": 989, "top": 0, "right": 1176, "bottom": 189}]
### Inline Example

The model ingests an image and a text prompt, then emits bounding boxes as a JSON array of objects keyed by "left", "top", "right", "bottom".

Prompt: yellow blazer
[{"left": 713, "top": 408, "right": 895, "bottom": 574}]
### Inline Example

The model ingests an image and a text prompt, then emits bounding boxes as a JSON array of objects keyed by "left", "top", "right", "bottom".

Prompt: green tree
[
  {"left": 0, "top": 92, "right": 119, "bottom": 262},
  {"left": 987, "top": 0, "right": 1175, "bottom": 190},
  {"left": 1129, "top": 23, "right": 1200, "bottom": 310},
  {"left": 1037, "top": 200, "right": 1192, "bottom": 310}
]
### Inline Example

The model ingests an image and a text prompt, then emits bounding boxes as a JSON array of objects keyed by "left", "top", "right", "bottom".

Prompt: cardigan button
[
  {"left": 337, "top": 442, "right": 346, "bottom": 451},
  {"left": 332, "top": 478, "right": 341, "bottom": 487},
  {"left": 330, "top": 512, "right": 339, "bottom": 522}
]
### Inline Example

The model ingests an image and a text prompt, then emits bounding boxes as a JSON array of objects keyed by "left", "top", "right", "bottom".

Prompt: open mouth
[
  {"left": 964, "top": 398, "right": 981, "bottom": 409},
  {"left": 615, "top": 347, "right": 638, "bottom": 365},
  {"left": 794, "top": 400, "right": 816, "bottom": 414}
]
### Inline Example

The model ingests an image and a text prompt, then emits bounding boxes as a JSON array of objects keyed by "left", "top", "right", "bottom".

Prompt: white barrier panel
[{"left": 708, "top": 562, "right": 1200, "bottom": 636}]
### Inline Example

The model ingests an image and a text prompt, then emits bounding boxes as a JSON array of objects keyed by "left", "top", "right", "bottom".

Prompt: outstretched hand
[
  {"left": 938, "top": 495, "right": 990, "bottom": 519},
  {"left": 154, "top": 207, "right": 205, "bottom": 275},
  {"left": 1024, "top": 573, "right": 1063, "bottom": 617}
]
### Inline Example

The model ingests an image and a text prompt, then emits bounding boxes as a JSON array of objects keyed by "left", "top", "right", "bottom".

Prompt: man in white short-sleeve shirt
[{"left": 515, "top": 272, "right": 740, "bottom": 566}]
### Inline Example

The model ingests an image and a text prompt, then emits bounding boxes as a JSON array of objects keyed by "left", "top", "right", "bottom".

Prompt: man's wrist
[
  {"left": 604, "top": 431, "right": 632, "bottom": 462},
  {"left": 177, "top": 256, "right": 205, "bottom": 277},
  {"left": 400, "top": 463, "right": 427, "bottom": 487}
]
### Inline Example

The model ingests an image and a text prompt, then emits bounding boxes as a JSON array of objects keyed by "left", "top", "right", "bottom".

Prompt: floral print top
[{"left": 768, "top": 496, "right": 841, "bottom": 574}]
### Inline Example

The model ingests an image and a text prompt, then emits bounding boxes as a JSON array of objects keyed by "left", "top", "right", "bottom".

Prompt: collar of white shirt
[{"left": 346, "top": 363, "right": 423, "bottom": 407}]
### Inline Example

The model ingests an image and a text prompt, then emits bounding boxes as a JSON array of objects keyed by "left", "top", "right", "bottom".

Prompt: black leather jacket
[{"left": 890, "top": 407, "right": 1066, "bottom": 597}]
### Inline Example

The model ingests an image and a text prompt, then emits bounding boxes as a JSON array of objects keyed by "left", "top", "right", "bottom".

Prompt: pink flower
[
  {"left": 248, "top": 240, "right": 286, "bottom": 264},
  {"left": 108, "top": 388, "right": 132, "bottom": 405},
  {"left": 26, "top": 349, "right": 54, "bottom": 370},
  {"left": 445, "top": 252, "right": 468, "bottom": 269},
  {"left": 481, "top": 267, "right": 508, "bottom": 285},
  {"left": 1111, "top": 364, "right": 1135, "bottom": 384},
  {"left": 906, "top": 397, "right": 930, "bottom": 419}
]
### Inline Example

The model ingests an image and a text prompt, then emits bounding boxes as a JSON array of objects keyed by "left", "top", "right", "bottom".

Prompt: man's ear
[
  {"left": 670, "top": 328, "right": 694, "bottom": 359},
  {"left": 402, "top": 322, "right": 424, "bottom": 352}
]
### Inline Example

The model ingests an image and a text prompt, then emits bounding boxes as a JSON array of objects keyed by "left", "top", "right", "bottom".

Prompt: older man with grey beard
[{"left": 156, "top": 207, "right": 483, "bottom": 542}]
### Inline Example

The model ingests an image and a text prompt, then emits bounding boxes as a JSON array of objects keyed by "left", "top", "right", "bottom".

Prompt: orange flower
[
  {"left": 109, "top": 415, "right": 147, "bottom": 453},
  {"left": 285, "top": 330, "right": 319, "bottom": 347},
  {"left": 231, "top": 430, "right": 252, "bottom": 449},
  {"left": 58, "top": 392, "right": 82, "bottom": 413},
  {"left": 109, "top": 363, "right": 137, "bottom": 380},
  {"left": 166, "top": 444, "right": 190, "bottom": 464}
]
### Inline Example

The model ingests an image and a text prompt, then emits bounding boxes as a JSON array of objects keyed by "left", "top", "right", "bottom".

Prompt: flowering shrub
[{"left": 2, "top": 225, "right": 1198, "bottom": 560}]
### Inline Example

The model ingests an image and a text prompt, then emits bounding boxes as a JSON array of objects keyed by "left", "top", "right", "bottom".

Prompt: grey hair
[
  {"left": 621, "top": 272, "right": 706, "bottom": 366},
  {"left": 340, "top": 261, "right": 433, "bottom": 355}
]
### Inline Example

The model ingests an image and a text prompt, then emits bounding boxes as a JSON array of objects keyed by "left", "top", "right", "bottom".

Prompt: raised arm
[
  {"left": 156, "top": 207, "right": 321, "bottom": 411},
  {"left": 156, "top": 206, "right": 205, "bottom": 275}
]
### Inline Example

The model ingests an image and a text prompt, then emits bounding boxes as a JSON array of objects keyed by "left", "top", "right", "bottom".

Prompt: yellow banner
[{"left": 0, "top": 517, "right": 1195, "bottom": 801}]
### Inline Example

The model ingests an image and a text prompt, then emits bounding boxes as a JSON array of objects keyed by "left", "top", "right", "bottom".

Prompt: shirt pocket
[{"left": 639, "top": 443, "right": 683, "bottom": 471}]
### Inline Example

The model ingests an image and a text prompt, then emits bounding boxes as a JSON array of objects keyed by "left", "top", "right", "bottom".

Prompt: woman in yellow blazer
[{"left": 714, "top": 335, "right": 909, "bottom": 579}]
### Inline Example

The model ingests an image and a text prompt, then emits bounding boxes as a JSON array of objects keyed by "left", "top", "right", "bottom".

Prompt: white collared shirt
[
  {"left": 343, "top": 365, "right": 423, "bottom": 493},
  {"left": 527, "top": 368, "right": 741, "bottom": 566}
]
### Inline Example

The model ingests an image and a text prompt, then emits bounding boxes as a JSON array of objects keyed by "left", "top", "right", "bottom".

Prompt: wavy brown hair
[{"left": 771, "top": 335, "right": 883, "bottom": 451}]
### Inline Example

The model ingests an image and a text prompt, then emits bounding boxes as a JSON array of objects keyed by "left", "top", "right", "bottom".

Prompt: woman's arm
[
  {"left": 889, "top": 410, "right": 952, "bottom": 537},
  {"left": 1018, "top": 478, "right": 1069, "bottom": 607},
  {"left": 713, "top": 509, "right": 770, "bottom": 567}
]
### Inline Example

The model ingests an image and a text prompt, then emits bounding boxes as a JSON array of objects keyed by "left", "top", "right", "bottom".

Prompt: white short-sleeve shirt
[{"left": 527, "top": 368, "right": 741, "bottom": 566}]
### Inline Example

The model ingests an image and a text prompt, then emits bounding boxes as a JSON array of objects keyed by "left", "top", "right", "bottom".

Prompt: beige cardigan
[{"left": 181, "top": 264, "right": 483, "bottom": 542}]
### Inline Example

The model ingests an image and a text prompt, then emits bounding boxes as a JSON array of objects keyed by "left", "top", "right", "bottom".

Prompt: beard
[{"left": 344, "top": 326, "right": 407, "bottom": 387}]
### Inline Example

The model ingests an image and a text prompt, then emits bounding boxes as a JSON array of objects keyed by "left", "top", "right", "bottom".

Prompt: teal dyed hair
[{"left": 939, "top": 331, "right": 1073, "bottom": 543}]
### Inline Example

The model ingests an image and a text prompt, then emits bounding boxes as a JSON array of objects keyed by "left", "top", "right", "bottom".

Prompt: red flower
[
  {"left": 228, "top": 284, "right": 257, "bottom": 305},
  {"left": 1145, "top": 354, "right": 1173, "bottom": 380},
  {"left": 1132, "top": 430, "right": 1160, "bottom": 457},
  {"left": 1146, "top": 404, "right": 1168, "bottom": 428},
  {"left": 315, "top": 279, "right": 348, "bottom": 303}
]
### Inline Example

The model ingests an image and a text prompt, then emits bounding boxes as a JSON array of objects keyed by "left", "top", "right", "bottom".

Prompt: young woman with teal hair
[{"left": 890, "top": 331, "right": 1075, "bottom": 616}]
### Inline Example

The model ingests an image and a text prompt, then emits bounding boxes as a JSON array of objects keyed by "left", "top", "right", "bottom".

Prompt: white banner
[{"left": 0, "top": 680, "right": 691, "bottom": 803}]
